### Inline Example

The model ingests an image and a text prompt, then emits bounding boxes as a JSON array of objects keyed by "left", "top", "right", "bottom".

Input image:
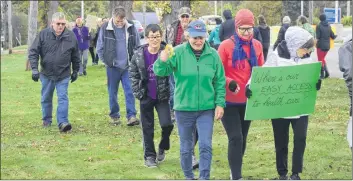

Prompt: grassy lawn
[{"left": 1, "top": 52, "right": 351, "bottom": 180}]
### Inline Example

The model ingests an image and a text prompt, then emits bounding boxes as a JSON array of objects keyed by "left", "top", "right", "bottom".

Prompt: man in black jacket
[
  {"left": 273, "top": 16, "right": 291, "bottom": 51},
  {"left": 28, "top": 12, "right": 80, "bottom": 132},
  {"left": 219, "top": 10, "right": 235, "bottom": 41}
]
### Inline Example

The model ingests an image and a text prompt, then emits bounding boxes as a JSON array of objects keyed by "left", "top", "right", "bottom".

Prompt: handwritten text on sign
[{"left": 245, "top": 63, "right": 321, "bottom": 120}]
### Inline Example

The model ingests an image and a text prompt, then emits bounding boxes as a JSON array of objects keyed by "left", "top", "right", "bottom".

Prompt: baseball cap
[
  {"left": 178, "top": 7, "right": 191, "bottom": 16},
  {"left": 187, "top": 20, "right": 207, "bottom": 38}
]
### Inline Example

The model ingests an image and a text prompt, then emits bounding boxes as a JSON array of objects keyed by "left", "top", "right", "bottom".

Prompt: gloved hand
[
  {"left": 316, "top": 79, "right": 322, "bottom": 90},
  {"left": 245, "top": 85, "right": 252, "bottom": 98},
  {"left": 228, "top": 80, "right": 238, "bottom": 92},
  {"left": 71, "top": 71, "right": 78, "bottom": 83},
  {"left": 32, "top": 70, "right": 39, "bottom": 82}
]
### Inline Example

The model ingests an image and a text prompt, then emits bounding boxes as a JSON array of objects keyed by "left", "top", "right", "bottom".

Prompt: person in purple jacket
[
  {"left": 73, "top": 17, "right": 90, "bottom": 76},
  {"left": 129, "top": 24, "right": 174, "bottom": 168}
]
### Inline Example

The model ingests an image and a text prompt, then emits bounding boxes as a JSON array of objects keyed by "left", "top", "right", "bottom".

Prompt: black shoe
[
  {"left": 157, "top": 148, "right": 166, "bottom": 162},
  {"left": 323, "top": 64, "right": 329, "bottom": 79},
  {"left": 59, "top": 122, "right": 72, "bottom": 132},
  {"left": 290, "top": 173, "right": 300, "bottom": 180},
  {"left": 144, "top": 156, "right": 157, "bottom": 168},
  {"left": 83, "top": 71, "right": 87, "bottom": 76},
  {"left": 277, "top": 175, "right": 288, "bottom": 180}
]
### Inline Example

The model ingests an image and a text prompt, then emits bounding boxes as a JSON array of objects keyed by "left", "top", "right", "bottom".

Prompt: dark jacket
[
  {"left": 273, "top": 23, "right": 290, "bottom": 50},
  {"left": 164, "top": 20, "right": 188, "bottom": 47},
  {"left": 258, "top": 24, "right": 270, "bottom": 49},
  {"left": 72, "top": 25, "right": 90, "bottom": 50},
  {"left": 96, "top": 19, "right": 140, "bottom": 68},
  {"left": 129, "top": 42, "right": 170, "bottom": 101},
  {"left": 219, "top": 10, "right": 235, "bottom": 41},
  {"left": 253, "top": 27, "right": 263, "bottom": 45},
  {"left": 28, "top": 27, "right": 80, "bottom": 81},
  {"left": 316, "top": 20, "right": 337, "bottom": 51},
  {"left": 93, "top": 26, "right": 100, "bottom": 47}
]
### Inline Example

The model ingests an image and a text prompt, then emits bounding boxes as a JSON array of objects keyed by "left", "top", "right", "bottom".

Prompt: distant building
[{"left": 132, "top": 12, "right": 160, "bottom": 27}]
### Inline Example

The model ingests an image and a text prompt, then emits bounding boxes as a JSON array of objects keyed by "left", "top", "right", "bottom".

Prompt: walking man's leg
[
  {"left": 106, "top": 66, "right": 122, "bottom": 125},
  {"left": 121, "top": 69, "right": 139, "bottom": 126},
  {"left": 40, "top": 74, "right": 55, "bottom": 127},
  {"left": 55, "top": 76, "right": 72, "bottom": 132}
]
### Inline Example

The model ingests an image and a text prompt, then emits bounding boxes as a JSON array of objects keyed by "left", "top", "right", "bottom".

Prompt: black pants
[
  {"left": 140, "top": 96, "right": 174, "bottom": 159},
  {"left": 221, "top": 105, "right": 251, "bottom": 180},
  {"left": 263, "top": 47, "right": 269, "bottom": 62},
  {"left": 89, "top": 47, "right": 95, "bottom": 64},
  {"left": 271, "top": 116, "right": 308, "bottom": 176}
]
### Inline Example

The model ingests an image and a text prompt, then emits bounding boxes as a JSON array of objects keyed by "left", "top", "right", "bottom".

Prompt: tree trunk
[
  {"left": 7, "top": 0, "right": 12, "bottom": 54},
  {"left": 108, "top": 1, "right": 134, "bottom": 20},
  {"left": 26, "top": 1, "right": 38, "bottom": 71},
  {"left": 162, "top": 0, "right": 191, "bottom": 29},
  {"left": 1, "top": 1, "right": 8, "bottom": 50},
  {"left": 47, "top": 1, "right": 58, "bottom": 27}
]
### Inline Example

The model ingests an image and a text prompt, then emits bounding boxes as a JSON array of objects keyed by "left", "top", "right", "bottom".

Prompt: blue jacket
[{"left": 208, "top": 25, "right": 221, "bottom": 45}]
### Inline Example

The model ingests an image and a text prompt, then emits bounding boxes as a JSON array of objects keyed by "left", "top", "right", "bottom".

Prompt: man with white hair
[
  {"left": 273, "top": 16, "right": 291, "bottom": 51},
  {"left": 28, "top": 12, "right": 80, "bottom": 132}
]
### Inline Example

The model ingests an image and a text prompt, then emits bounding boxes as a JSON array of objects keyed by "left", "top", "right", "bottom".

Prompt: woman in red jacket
[{"left": 217, "top": 9, "right": 264, "bottom": 180}]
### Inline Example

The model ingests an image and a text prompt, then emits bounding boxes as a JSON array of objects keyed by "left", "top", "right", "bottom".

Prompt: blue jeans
[
  {"left": 169, "top": 75, "right": 175, "bottom": 110},
  {"left": 106, "top": 67, "right": 136, "bottom": 119},
  {"left": 175, "top": 109, "right": 215, "bottom": 180},
  {"left": 40, "top": 74, "right": 70, "bottom": 127}
]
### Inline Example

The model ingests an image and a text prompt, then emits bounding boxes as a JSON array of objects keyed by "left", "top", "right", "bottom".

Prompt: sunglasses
[
  {"left": 238, "top": 27, "right": 254, "bottom": 34},
  {"left": 180, "top": 14, "right": 190, "bottom": 18},
  {"left": 192, "top": 36, "right": 205, "bottom": 40},
  {"left": 56, "top": 23, "right": 66, "bottom": 26}
]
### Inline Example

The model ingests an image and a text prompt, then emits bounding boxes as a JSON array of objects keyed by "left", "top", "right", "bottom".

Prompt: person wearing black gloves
[
  {"left": 246, "top": 27, "right": 320, "bottom": 180},
  {"left": 28, "top": 12, "right": 80, "bottom": 132}
]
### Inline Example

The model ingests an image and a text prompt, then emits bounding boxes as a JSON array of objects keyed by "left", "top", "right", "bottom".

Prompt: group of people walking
[{"left": 27, "top": 4, "right": 348, "bottom": 180}]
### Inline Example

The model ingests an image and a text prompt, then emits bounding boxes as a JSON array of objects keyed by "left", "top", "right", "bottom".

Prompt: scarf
[{"left": 232, "top": 32, "right": 258, "bottom": 70}]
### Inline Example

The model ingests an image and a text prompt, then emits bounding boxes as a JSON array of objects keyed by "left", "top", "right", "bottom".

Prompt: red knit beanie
[{"left": 234, "top": 9, "right": 255, "bottom": 27}]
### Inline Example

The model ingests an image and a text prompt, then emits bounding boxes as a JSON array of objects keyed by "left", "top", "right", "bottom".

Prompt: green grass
[{"left": 1, "top": 53, "right": 352, "bottom": 179}]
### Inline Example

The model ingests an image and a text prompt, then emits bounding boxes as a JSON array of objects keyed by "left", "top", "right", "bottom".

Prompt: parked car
[
  {"left": 133, "top": 20, "right": 144, "bottom": 38},
  {"left": 199, "top": 15, "right": 223, "bottom": 33}
]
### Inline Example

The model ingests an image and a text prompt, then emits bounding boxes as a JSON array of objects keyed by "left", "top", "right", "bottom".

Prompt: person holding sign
[
  {"left": 153, "top": 20, "right": 226, "bottom": 180},
  {"left": 217, "top": 9, "right": 264, "bottom": 180},
  {"left": 246, "top": 26, "right": 322, "bottom": 180}
]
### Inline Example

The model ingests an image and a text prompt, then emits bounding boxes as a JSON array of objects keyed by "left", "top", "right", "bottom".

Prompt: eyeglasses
[
  {"left": 238, "top": 27, "right": 254, "bottom": 34},
  {"left": 56, "top": 23, "right": 66, "bottom": 26},
  {"left": 180, "top": 14, "right": 190, "bottom": 18},
  {"left": 192, "top": 36, "right": 205, "bottom": 40},
  {"left": 148, "top": 36, "right": 161, "bottom": 40}
]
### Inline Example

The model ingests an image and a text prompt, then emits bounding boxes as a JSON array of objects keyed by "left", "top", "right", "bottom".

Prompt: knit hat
[
  {"left": 234, "top": 9, "right": 255, "bottom": 27},
  {"left": 282, "top": 16, "right": 291, "bottom": 24},
  {"left": 285, "top": 26, "right": 313, "bottom": 58}
]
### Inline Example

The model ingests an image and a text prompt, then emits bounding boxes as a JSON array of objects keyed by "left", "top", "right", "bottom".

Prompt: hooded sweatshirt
[
  {"left": 208, "top": 24, "right": 221, "bottom": 45},
  {"left": 316, "top": 14, "right": 337, "bottom": 51},
  {"left": 219, "top": 10, "right": 235, "bottom": 41},
  {"left": 249, "top": 26, "right": 316, "bottom": 119}
]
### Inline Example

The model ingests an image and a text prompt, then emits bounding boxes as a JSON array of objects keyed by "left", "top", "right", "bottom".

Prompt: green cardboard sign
[{"left": 245, "top": 62, "right": 321, "bottom": 120}]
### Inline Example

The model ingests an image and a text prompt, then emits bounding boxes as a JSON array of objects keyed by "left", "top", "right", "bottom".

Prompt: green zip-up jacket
[{"left": 153, "top": 42, "right": 226, "bottom": 111}]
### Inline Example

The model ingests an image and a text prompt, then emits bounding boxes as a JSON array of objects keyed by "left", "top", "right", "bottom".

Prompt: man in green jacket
[{"left": 153, "top": 20, "right": 226, "bottom": 180}]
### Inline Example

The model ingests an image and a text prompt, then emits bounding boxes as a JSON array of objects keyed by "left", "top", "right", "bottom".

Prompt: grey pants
[{"left": 79, "top": 49, "right": 89, "bottom": 74}]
